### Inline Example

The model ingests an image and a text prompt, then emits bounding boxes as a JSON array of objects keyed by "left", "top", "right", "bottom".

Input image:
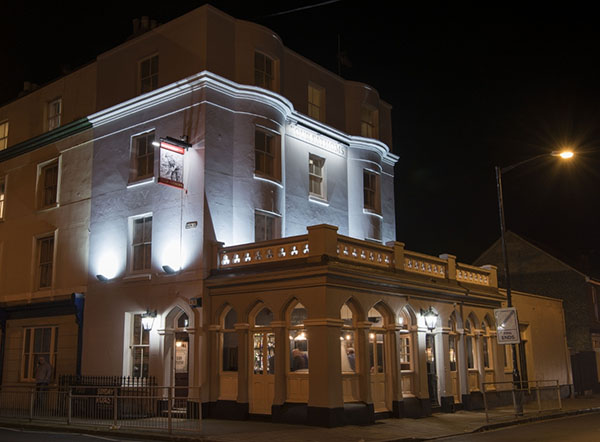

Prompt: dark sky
[{"left": 2, "top": 2, "right": 599, "bottom": 274}]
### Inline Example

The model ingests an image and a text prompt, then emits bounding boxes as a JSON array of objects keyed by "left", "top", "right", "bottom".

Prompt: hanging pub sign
[
  {"left": 494, "top": 307, "right": 521, "bottom": 344},
  {"left": 158, "top": 137, "right": 189, "bottom": 189}
]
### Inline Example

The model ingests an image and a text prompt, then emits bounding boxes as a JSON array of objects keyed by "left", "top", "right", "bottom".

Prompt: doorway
[{"left": 249, "top": 307, "right": 275, "bottom": 415}]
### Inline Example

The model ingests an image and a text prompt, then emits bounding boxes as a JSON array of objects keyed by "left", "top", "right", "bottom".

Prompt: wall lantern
[
  {"left": 141, "top": 310, "right": 157, "bottom": 332},
  {"left": 421, "top": 306, "right": 438, "bottom": 332}
]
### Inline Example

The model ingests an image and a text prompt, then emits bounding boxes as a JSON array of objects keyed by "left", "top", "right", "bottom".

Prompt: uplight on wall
[{"left": 97, "top": 251, "right": 121, "bottom": 281}]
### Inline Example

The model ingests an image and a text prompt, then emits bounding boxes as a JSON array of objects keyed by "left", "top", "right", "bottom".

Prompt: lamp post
[{"left": 495, "top": 149, "right": 573, "bottom": 412}]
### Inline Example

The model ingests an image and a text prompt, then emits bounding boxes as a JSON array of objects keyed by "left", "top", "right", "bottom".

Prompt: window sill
[
  {"left": 38, "top": 204, "right": 59, "bottom": 213},
  {"left": 308, "top": 195, "right": 329, "bottom": 206},
  {"left": 123, "top": 273, "right": 152, "bottom": 282},
  {"left": 127, "top": 176, "right": 155, "bottom": 188},
  {"left": 362, "top": 208, "right": 383, "bottom": 218},
  {"left": 253, "top": 173, "right": 283, "bottom": 188}
]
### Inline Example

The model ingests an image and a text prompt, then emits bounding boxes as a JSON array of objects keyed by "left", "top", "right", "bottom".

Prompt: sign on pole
[{"left": 494, "top": 307, "right": 521, "bottom": 344}]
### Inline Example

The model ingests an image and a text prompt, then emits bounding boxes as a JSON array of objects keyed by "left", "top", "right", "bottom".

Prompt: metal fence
[
  {"left": 0, "top": 385, "right": 201, "bottom": 433},
  {"left": 482, "top": 379, "right": 562, "bottom": 423}
]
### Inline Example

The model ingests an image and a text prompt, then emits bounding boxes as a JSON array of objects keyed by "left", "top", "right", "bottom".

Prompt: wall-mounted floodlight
[
  {"left": 141, "top": 310, "right": 157, "bottom": 332},
  {"left": 96, "top": 274, "right": 109, "bottom": 282},
  {"left": 162, "top": 265, "right": 178, "bottom": 274}
]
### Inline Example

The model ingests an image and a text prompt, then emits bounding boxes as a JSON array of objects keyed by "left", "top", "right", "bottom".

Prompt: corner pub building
[{"left": 0, "top": 5, "right": 572, "bottom": 427}]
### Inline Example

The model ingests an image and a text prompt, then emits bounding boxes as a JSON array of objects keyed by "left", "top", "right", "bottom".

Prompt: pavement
[{"left": 2, "top": 394, "right": 600, "bottom": 442}]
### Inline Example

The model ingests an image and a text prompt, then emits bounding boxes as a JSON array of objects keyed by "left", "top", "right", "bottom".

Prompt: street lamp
[
  {"left": 495, "top": 149, "right": 573, "bottom": 406},
  {"left": 420, "top": 306, "right": 439, "bottom": 332}
]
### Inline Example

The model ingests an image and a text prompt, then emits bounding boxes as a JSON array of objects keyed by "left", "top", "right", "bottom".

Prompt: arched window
[
  {"left": 398, "top": 309, "right": 412, "bottom": 371},
  {"left": 222, "top": 308, "right": 238, "bottom": 372},
  {"left": 289, "top": 303, "right": 308, "bottom": 372},
  {"left": 253, "top": 307, "right": 275, "bottom": 375},
  {"left": 465, "top": 319, "right": 475, "bottom": 369},
  {"left": 340, "top": 303, "right": 356, "bottom": 372},
  {"left": 367, "top": 307, "right": 385, "bottom": 374},
  {"left": 448, "top": 314, "right": 458, "bottom": 372},
  {"left": 481, "top": 319, "right": 493, "bottom": 370}
]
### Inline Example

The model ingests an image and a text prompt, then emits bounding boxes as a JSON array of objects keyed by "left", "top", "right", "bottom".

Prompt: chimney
[{"left": 132, "top": 18, "right": 140, "bottom": 35}]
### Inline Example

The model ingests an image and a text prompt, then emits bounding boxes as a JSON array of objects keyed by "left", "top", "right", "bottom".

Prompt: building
[
  {"left": 474, "top": 231, "right": 600, "bottom": 394},
  {"left": 1, "top": 5, "right": 573, "bottom": 427}
]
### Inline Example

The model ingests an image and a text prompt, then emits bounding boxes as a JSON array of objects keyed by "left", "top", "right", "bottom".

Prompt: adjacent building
[{"left": 0, "top": 5, "right": 574, "bottom": 427}]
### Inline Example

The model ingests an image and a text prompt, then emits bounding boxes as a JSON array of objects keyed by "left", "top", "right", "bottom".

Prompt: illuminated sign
[
  {"left": 158, "top": 141, "right": 185, "bottom": 189},
  {"left": 288, "top": 123, "right": 346, "bottom": 157}
]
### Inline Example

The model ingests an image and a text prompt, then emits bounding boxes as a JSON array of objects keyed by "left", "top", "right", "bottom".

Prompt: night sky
[{"left": 2, "top": 2, "right": 599, "bottom": 275}]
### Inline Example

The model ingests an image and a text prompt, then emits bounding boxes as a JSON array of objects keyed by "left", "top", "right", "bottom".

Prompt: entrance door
[
  {"left": 369, "top": 332, "right": 388, "bottom": 412},
  {"left": 426, "top": 334, "right": 438, "bottom": 405},
  {"left": 250, "top": 332, "right": 275, "bottom": 414}
]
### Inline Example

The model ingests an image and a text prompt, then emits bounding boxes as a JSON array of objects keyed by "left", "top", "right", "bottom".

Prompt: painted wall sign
[
  {"left": 288, "top": 123, "right": 347, "bottom": 157},
  {"left": 158, "top": 141, "right": 185, "bottom": 188},
  {"left": 494, "top": 307, "right": 521, "bottom": 344}
]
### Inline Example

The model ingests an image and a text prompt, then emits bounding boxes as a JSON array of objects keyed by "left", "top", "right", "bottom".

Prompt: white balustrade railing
[
  {"left": 456, "top": 264, "right": 490, "bottom": 286},
  {"left": 219, "top": 237, "right": 309, "bottom": 269},
  {"left": 336, "top": 237, "right": 393, "bottom": 269}
]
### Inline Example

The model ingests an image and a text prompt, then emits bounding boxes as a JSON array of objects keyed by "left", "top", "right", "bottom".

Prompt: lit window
[
  {"left": 47, "top": 98, "right": 62, "bottom": 131},
  {"left": 37, "top": 235, "right": 55, "bottom": 289},
  {"left": 130, "top": 132, "right": 155, "bottom": 182},
  {"left": 39, "top": 161, "right": 59, "bottom": 208},
  {"left": 360, "top": 106, "right": 378, "bottom": 138},
  {"left": 482, "top": 321, "right": 493, "bottom": 369},
  {"left": 0, "top": 120, "right": 9, "bottom": 150},
  {"left": 308, "top": 154, "right": 325, "bottom": 199},
  {"left": 0, "top": 175, "right": 5, "bottom": 220},
  {"left": 399, "top": 335, "right": 412, "bottom": 371},
  {"left": 341, "top": 303, "right": 356, "bottom": 373},
  {"left": 289, "top": 303, "right": 308, "bottom": 373},
  {"left": 363, "top": 169, "right": 380, "bottom": 213},
  {"left": 254, "top": 129, "right": 280, "bottom": 180},
  {"left": 465, "top": 320, "right": 475, "bottom": 369},
  {"left": 254, "top": 52, "right": 275, "bottom": 91},
  {"left": 21, "top": 326, "right": 58, "bottom": 382},
  {"left": 131, "top": 215, "right": 152, "bottom": 272},
  {"left": 221, "top": 308, "right": 238, "bottom": 372},
  {"left": 139, "top": 54, "right": 159, "bottom": 94},
  {"left": 308, "top": 84, "right": 325, "bottom": 122},
  {"left": 255, "top": 211, "right": 278, "bottom": 242},
  {"left": 131, "top": 314, "right": 150, "bottom": 378}
]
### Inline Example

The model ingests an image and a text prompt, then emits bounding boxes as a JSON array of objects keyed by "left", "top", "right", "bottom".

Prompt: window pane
[
  {"left": 222, "top": 332, "right": 238, "bottom": 371},
  {"left": 253, "top": 333, "right": 264, "bottom": 374},
  {"left": 341, "top": 330, "right": 355, "bottom": 372}
]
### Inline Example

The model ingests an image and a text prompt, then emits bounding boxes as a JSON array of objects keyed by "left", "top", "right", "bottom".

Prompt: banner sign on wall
[
  {"left": 494, "top": 307, "right": 521, "bottom": 344},
  {"left": 158, "top": 140, "right": 185, "bottom": 189}
]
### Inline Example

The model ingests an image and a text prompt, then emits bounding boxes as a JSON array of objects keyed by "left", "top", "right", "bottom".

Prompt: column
[
  {"left": 305, "top": 318, "right": 345, "bottom": 427},
  {"left": 271, "top": 321, "right": 288, "bottom": 415},
  {"left": 234, "top": 323, "right": 250, "bottom": 416},
  {"left": 436, "top": 327, "right": 454, "bottom": 412},
  {"left": 390, "top": 325, "right": 405, "bottom": 417},
  {"left": 457, "top": 328, "right": 469, "bottom": 405}
]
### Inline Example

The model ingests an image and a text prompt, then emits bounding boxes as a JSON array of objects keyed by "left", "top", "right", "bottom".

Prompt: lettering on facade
[{"left": 287, "top": 123, "right": 347, "bottom": 157}]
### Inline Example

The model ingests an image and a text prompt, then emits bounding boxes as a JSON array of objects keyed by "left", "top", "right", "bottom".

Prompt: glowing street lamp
[
  {"left": 495, "top": 148, "right": 574, "bottom": 413},
  {"left": 420, "top": 306, "right": 438, "bottom": 332},
  {"left": 141, "top": 310, "right": 157, "bottom": 332}
]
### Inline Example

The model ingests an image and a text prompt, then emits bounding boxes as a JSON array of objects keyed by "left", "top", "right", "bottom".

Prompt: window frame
[
  {"left": 129, "top": 131, "right": 155, "bottom": 183},
  {"left": 129, "top": 313, "right": 150, "bottom": 379},
  {"left": 0, "top": 120, "right": 9, "bottom": 150},
  {"left": 139, "top": 54, "right": 159, "bottom": 94},
  {"left": 254, "top": 210, "right": 280, "bottom": 242},
  {"left": 47, "top": 97, "right": 62, "bottom": 131},
  {"left": 21, "top": 326, "right": 58, "bottom": 382},
  {"left": 363, "top": 169, "right": 381, "bottom": 214},
  {"left": 254, "top": 51, "right": 276, "bottom": 91},
  {"left": 130, "top": 214, "right": 152, "bottom": 273},
  {"left": 360, "top": 105, "right": 379, "bottom": 139},
  {"left": 37, "top": 158, "right": 60, "bottom": 210},
  {"left": 307, "top": 83, "right": 326, "bottom": 122},
  {"left": 221, "top": 308, "right": 239, "bottom": 372},
  {"left": 36, "top": 233, "right": 55, "bottom": 289},
  {"left": 0, "top": 175, "right": 6, "bottom": 220},
  {"left": 308, "top": 154, "right": 326, "bottom": 200},
  {"left": 254, "top": 128, "right": 281, "bottom": 182}
]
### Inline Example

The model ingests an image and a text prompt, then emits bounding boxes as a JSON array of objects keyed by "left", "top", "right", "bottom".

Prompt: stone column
[
  {"left": 207, "top": 325, "right": 221, "bottom": 404},
  {"left": 390, "top": 325, "right": 404, "bottom": 417},
  {"left": 408, "top": 325, "right": 432, "bottom": 417},
  {"left": 457, "top": 327, "right": 469, "bottom": 405},
  {"left": 475, "top": 329, "right": 485, "bottom": 391},
  {"left": 436, "top": 327, "right": 454, "bottom": 412},
  {"left": 271, "top": 320, "right": 288, "bottom": 417},
  {"left": 234, "top": 323, "right": 250, "bottom": 417},
  {"left": 304, "top": 318, "right": 345, "bottom": 427}
]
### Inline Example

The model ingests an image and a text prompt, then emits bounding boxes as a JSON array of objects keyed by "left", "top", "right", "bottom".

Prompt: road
[
  {"left": 436, "top": 412, "right": 600, "bottom": 442},
  {"left": 0, "top": 427, "right": 146, "bottom": 442}
]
